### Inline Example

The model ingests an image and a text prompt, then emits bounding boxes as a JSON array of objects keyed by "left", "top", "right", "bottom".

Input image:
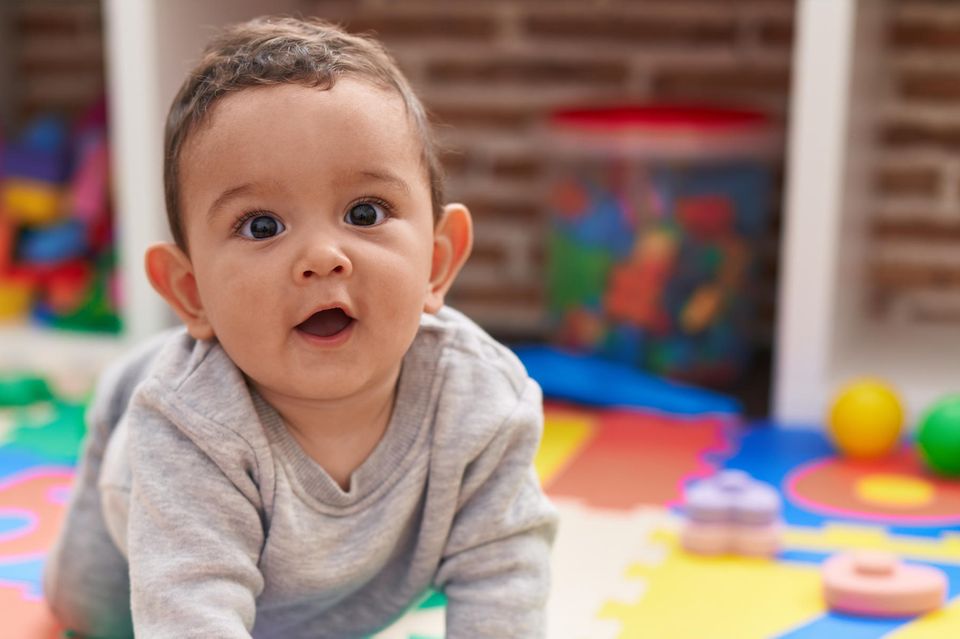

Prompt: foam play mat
[{"left": 2, "top": 398, "right": 960, "bottom": 638}]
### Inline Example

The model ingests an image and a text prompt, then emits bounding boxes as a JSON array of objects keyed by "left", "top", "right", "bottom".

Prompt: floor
[{"left": 1, "top": 395, "right": 959, "bottom": 638}]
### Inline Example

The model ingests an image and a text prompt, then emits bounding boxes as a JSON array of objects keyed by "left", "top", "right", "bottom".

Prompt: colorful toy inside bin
[
  {"left": 0, "top": 102, "right": 121, "bottom": 333},
  {"left": 546, "top": 105, "right": 776, "bottom": 386}
]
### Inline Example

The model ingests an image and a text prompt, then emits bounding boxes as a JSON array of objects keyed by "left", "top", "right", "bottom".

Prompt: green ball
[{"left": 917, "top": 395, "right": 960, "bottom": 477}]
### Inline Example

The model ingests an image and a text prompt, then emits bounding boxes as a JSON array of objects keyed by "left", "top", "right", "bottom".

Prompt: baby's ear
[
  {"left": 424, "top": 203, "right": 473, "bottom": 314},
  {"left": 144, "top": 243, "right": 214, "bottom": 340}
]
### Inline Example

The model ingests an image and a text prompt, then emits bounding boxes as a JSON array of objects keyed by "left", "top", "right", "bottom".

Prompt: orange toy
[{"left": 822, "top": 551, "right": 946, "bottom": 617}]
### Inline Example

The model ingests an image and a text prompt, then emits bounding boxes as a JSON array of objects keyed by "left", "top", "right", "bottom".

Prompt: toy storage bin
[{"left": 545, "top": 105, "right": 776, "bottom": 386}]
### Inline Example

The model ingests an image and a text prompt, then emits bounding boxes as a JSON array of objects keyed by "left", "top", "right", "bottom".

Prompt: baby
[{"left": 44, "top": 16, "right": 557, "bottom": 639}]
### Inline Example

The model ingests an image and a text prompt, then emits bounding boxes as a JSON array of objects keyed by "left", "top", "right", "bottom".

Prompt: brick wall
[
  {"left": 305, "top": 0, "right": 796, "bottom": 340},
  {"left": 871, "top": 0, "right": 960, "bottom": 325},
  {"left": 2, "top": 0, "right": 104, "bottom": 127}
]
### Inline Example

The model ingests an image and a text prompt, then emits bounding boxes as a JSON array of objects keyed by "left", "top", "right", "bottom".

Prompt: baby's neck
[{"left": 254, "top": 366, "right": 400, "bottom": 491}]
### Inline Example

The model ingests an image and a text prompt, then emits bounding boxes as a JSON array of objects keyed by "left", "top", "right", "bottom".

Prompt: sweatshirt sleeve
[
  {"left": 120, "top": 387, "right": 266, "bottom": 638},
  {"left": 434, "top": 378, "right": 559, "bottom": 639}
]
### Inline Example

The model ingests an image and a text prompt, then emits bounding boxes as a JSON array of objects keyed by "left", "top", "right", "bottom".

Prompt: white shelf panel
[
  {"left": 0, "top": 323, "right": 130, "bottom": 385},
  {"left": 832, "top": 322, "right": 960, "bottom": 426}
]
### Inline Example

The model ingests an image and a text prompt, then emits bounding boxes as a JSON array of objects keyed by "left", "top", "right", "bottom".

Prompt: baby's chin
[{"left": 242, "top": 361, "right": 398, "bottom": 407}]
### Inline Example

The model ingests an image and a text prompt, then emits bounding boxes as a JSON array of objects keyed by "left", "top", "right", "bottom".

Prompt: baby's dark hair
[{"left": 164, "top": 15, "right": 444, "bottom": 251}]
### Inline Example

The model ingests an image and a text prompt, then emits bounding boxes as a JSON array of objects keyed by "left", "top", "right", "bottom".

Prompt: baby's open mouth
[{"left": 296, "top": 307, "right": 354, "bottom": 338}]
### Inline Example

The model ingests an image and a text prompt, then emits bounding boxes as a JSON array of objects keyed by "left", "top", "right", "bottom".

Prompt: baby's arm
[
  {"left": 435, "top": 379, "right": 559, "bottom": 639},
  {"left": 119, "top": 389, "right": 265, "bottom": 637}
]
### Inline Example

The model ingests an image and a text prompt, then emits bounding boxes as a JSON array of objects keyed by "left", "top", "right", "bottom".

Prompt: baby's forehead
[
  {"left": 196, "top": 81, "right": 412, "bottom": 142},
  {"left": 177, "top": 82, "right": 431, "bottom": 208},
  {"left": 181, "top": 81, "right": 427, "bottom": 176}
]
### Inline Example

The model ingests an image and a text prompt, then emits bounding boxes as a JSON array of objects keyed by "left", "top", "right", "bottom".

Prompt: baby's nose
[{"left": 294, "top": 241, "right": 352, "bottom": 280}]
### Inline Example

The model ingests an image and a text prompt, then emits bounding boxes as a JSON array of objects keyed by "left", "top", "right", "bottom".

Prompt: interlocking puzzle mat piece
[
  {"left": 724, "top": 426, "right": 960, "bottom": 537},
  {"left": 0, "top": 464, "right": 71, "bottom": 638},
  {"left": 888, "top": 596, "right": 960, "bottom": 638},
  {"left": 535, "top": 405, "right": 597, "bottom": 487},
  {"left": 4, "top": 391, "right": 960, "bottom": 638},
  {"left": 0, "top": 399, "right": 83, "bottom": 638},
  {"left": 784, "top": 524, "right": 960, "bottom": 565},
  {"left": 548, "top": 500, "right": 674, "bottom": 639},
  {"left": 371, "top": 501, "right": 680, "bottom": 639},
  {"left": 600, "top": 525, "right": 960, "bottom": 639},
  {"left": 371, "top": 590, "right": 445, "bottom": 639},
  {"left": 543, "top": 403, "right": 731, "bottom": 510},
  {"left": 602, "top": 527, "right": 825, "bottom": 639},
  {"left": 0, "top": 401, "right": 86, "bottom": 464},
  {"left": 0, "top": 583, "right": 61, "bottom": 639},
  {"left": 786, "top": 449, "right": 960, "bottom": 528},
  {"left": 0, "top": 465, "right": 72, "bottom": 625}
]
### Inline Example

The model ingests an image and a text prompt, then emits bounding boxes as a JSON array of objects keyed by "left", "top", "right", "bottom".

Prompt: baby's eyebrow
[
  {"left": 208, "top": 183, "right": 258, "bottom": 222},
  {"left": 359, "top": 169, "right": 410, "bottom": 196}
]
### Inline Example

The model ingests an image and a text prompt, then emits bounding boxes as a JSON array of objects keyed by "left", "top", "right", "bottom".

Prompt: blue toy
[
  {"left": 18, "top": 219, "right": 88, "bottom": 263},
  {"left": 512, "top": 344, "right": 740, "bottom": 415}
]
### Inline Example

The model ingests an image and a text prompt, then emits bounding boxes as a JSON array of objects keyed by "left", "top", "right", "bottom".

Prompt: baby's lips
[{"left": 296, "top": 307, "right": 354, "bottom": 338}]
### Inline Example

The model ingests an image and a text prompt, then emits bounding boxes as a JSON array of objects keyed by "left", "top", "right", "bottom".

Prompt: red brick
[
  {"left": 881, "top": 121, "right": 960, "bottom": 150},
  {"left": 870, "top": 262, "right": 960, "bottom": 289},
  {"left": 468, "top": 243, "right": 510, "bottom": 265},
  {"left": 490, "top": 156, "right": 545, "bottom": 180},
  {"left": 467, "top": 196, "right": 545, "bottom": 221},
  {"left": 757, "top": 19, "right": 793, "bottom": 47},
  {"left": 531, "top": 242, "right": 546, "bottom": 267},
  {"left": 523, "top": 14, "right": 738, "bottom": 46},
  {"left": 911, "top": 306, "right": 960, "bottom": 323},
  {"left": 890, "top": 19, "right": 960, "bottom": 52},
  {"left": 899, "top": 71, "right": 960, "bottom": 102},
  {"left": 873, "top": 167, "right": 941, "bottom": 196},
  {"left": 447, "top": 283, "right": 544, "bottom": 306},
  {"left": 15, "top": 5, "right": 100, "bottom": 36},
  {"left": 341, "top": 14, "right": 497, "bottom": 41},
  {"left": 871, "top": 218, "right": 960, "bottom": 242},
  {"left": 438, "top": 148, "right": 469, "bottom": 178},
  {"left": 430, "top": 104, "right": 540, "bottom": 130},
  {"left": 652, "top": 66, "right": 791, "bottom": 98},
  {"left": 427, "top": 59, "right": 628, "bottom": 87},
  {"left": 19, "top": 56, "right": 103, "bottom": 74}
]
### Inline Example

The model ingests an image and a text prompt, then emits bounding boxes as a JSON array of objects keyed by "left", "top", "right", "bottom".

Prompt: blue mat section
[
  {"left": 512, "top": 345, "right": 741, "bottom": 415},
  {"left": 0, "top": 557, "right": 45, "bottom": 598},
  {"left": 723, "top": 425, "right": 954, "bottom": 538}
]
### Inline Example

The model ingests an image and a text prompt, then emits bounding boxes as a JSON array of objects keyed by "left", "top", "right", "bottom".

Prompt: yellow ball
[{"left": 828, "top": 379, "right": 904, "bottom": 460}]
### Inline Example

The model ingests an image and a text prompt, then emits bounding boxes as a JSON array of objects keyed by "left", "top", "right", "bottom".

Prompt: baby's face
[{"left": 177, "top": 80, "right": 437, "bottom": 402}]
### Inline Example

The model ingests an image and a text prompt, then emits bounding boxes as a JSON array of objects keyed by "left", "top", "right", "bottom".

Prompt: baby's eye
[
  {"left": 237, "top": 213, "right": 285, "bottom": 240},
  {"left": 345, "top": 201, "right": 388, "bottom": 227}
]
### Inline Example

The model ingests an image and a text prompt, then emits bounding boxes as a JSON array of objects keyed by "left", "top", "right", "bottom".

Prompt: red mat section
[{"left": 544, "top": 405, "right": 733, "bottom": 510}]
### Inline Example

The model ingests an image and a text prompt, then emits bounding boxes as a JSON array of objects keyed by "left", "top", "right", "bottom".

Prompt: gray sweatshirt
[{"left": 44, "top": 307, "right": 557, "bottom": 638}]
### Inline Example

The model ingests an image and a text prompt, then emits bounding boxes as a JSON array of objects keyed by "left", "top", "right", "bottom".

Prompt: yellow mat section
[
  {"left": 890, "top": 596, "right": 960, "bottom": 639},
  {"left": 785, "top": 524, "right": 960, "bottom": 564},
  {"left": 536, "top": 412, "right": 596, "bottom": 486},
  {"left": 600, "top": 531, "right": 824, "bottom": 639}
]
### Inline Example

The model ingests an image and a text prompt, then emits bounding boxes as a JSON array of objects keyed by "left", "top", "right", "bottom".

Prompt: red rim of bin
[{"left": 550, "top": 105, "right": 770, "bottom": 133}]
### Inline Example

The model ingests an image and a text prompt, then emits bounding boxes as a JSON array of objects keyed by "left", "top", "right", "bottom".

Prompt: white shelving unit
[
  {"left": 773, "top": 0, "right": 960, "bottom": 427},
  {"left": 0, "top": 0, "right": 298, "bottom": 382}
]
